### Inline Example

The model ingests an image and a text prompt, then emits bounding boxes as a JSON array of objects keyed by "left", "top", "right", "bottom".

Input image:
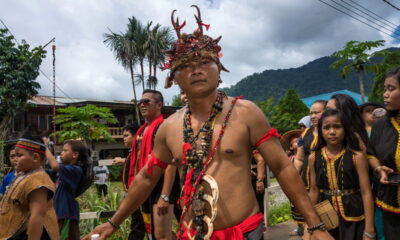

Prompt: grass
[{"left": 267, "top": 202, "right": 292, "bottom": 226}]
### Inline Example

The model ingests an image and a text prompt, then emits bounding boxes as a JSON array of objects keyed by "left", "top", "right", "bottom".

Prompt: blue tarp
[{"left": 301, "top": 89, "right": 368, "bottom": 108}]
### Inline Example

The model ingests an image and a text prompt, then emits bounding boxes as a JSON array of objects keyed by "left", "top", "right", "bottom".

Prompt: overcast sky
[{"left": 1, "top": 0, "right": 399, "bottom": 104}]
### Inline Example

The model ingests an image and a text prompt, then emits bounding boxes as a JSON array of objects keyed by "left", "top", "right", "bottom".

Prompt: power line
[
  {"left": 383, "top": 0, "right": 400, "bottom": 11},
  {"left": 0, "top": 18, "right": 75, "bottom": 101},
  {"left": 349, "top": 0, "right": 398, "bottom": 28},
  {"left": 330, "top": 0, "right": 400, "bottom": 38},
  {"left": 318, "top": 0, "right": 400, "bottom": 41}
]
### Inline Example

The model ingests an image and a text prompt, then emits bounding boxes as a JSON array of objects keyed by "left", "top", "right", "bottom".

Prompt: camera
[{"left": 388, "top": 172, "right": 400, "bottom": 185}]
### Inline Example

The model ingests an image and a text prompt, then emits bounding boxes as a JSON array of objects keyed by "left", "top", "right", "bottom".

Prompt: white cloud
[{"left": 1, "top": 0, "right": 399, "bottom": 103}]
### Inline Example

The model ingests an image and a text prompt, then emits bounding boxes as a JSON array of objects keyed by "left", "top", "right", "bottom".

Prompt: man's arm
[
  {"left": 42, "top": 137, "right": 60, "bottom": 172},
  {"left": 243, "top": 100, "right": 333, "bottom": 239},
  {"left": 253, "top": 152, "right": 265, "bottom": 193},
  {"left": 156, "top": 165, "right": 178, "bottom": 215},
  {"left": 28, "top": 188, "right": 48, "bottom": 240},
  {"left": 82, "top": 121, "right": 174, "bottom": 240}
]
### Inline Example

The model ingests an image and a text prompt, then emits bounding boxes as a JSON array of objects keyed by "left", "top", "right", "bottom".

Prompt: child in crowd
[
  {"left": 0, "top": 138, "right": 59, "bottom": 239},
  {"left": 281, "top": 129, "right": 304, "bottom": 236},
  {"left": 0, "top": 146, "right": 17, "bottom": 197},
  {"left": 44, "top": 138, "right": 90, "bottom": 240},
  {"left": 309, "top": 109, "right": 375, "bottom": 239}
]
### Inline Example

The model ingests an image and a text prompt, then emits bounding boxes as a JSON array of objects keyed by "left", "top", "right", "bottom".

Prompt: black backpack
[{"left": 75, "top": 157, "right": 94, "bottom": 197}]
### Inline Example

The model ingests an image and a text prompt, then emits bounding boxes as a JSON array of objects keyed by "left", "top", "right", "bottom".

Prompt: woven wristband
[{"left": 107, "top": 219, "right": 120, "bottom": 230}]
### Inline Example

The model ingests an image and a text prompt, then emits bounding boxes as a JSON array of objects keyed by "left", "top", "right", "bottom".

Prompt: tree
[
  {"left": 52, "top": 104, "right": 118, "bottom": 144},
  {"left": 0, "top": 28, "right": 46, "bottom": 164},
  {"left": 369, "top": 49, "right": 400, "bottom": 102},
  {"left": 171, "top": 94, "right": 184, "bottom": 107},
  {"left": 255, "top": 97, "right": 274, "bottom": 119},
  {"left": 269, "top": 89, "right": 309, "bottom": 134},
  {"left": 104, "top": 22, "right": 141, "bottom": 123},
  {"left": 145, "top": 24, "right": 174, "bottom": 89},
  {"left": 330, "top": 40, "right": 385, "bottom": 103}
]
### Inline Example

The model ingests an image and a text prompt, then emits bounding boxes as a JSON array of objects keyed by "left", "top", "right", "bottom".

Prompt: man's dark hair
[
  {"left": 123, "top": 123, "right": 140, "bottom": 135},
  {"left": 143, "top": 89, "right": 164, "bottom": 104},
  {"left": 312, "top": 100, "right": 327, "bottom": 108}
]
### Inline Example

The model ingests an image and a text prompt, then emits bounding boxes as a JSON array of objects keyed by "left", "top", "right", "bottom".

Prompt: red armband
[
  {"left": 255, "top": 128, "right": 281, "bottom": 148},
  {"left": 147, "top": 153, "right": 168, "bottom": 175}
]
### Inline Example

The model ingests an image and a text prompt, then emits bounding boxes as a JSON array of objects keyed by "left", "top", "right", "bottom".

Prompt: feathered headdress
[{"left": 163, "top": 5, "right": 229, "bottom": 88}]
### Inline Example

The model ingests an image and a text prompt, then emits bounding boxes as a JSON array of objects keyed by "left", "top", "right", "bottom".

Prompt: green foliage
[
  {"left": 330, "top": 40, "right": 385, "bottom": 103},
  {"left": 268, "top": 202, "right": 292, "bottom": 226},
  {"left": 255, "top": 97, "right": 274, "bottom": 118},
  {"left": 53, "top": 104, "right": 118, "bottom": 142},
  {"left": 171, "top": 94, "right": 184, "bottom": 107},
  {"left": 78, "top": 183, "right": 131, "bottom": 239},
  {"left": 0, "top": 28, "right": 46, "bottom": 164},
  {"left": 269, "top": 89, "right": 309, "bottom": 134},
  {"left": 369, "top": 49, "right": 400, "bottom": 102},
  {"left": 0, "top": 28, "right": 46, "bottom": 121},
  {"left": 108, "top": 164, "right": 123, "bottom": 181}
]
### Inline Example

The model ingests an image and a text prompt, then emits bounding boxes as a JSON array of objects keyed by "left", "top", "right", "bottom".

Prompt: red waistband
[{"left": 180, "top": 212, "right": 264, "bottom": 240}]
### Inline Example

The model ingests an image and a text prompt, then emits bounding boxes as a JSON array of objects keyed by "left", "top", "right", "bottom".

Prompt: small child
[
  {"left": 281, "top": 129, "right": 304, "bottom": 236},
  {"left": 0, "top": 138, "right": 59, "bottom": 239},
  {"left": 0, "top": 146, "right": 17, "bottom": 197},
  {"left": 44, "top": 138, "right": 91, "bottom": 240},
  {"left": 309, "top": 109, "right": 375, "bottom": 239}
]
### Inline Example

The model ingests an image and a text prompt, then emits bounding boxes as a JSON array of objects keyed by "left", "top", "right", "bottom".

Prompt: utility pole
[{"left": 52, "top": 44, "right": 57, "bottom": 144}]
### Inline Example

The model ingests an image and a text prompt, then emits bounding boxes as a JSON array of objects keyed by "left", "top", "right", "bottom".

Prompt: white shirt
[{"left": 93, "top": 166, "right": 109, "bottom": 185}]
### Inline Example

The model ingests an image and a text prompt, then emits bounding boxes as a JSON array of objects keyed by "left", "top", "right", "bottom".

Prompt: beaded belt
[{"left": 320, "top": 189, "right": 359, "bottom": 196}]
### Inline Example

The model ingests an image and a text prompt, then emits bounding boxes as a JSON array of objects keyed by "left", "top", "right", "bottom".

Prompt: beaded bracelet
[
  {"left": 107, "top": 219, "right": 120, "bottom": 230},
  {"left": 307, "top": 222, "right": 326, "bottom": 234}
]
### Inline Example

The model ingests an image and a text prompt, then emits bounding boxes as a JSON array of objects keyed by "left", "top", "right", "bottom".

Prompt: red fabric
[
  {"left": 146, "top": 153, "right": 168, "bottom": 174},
  {"left": 128, "top": 115, "right": 164, "bottom": 187},
  {"left": 182, "top": 143, "right": 192, "bottom": 165},
  {"left": 180, "top": 212, "right": 263, "bottom": 240},
  {"left": 15, "top": 144, "right": 45, "bottom": 154},
  {"left": 254, "top": 128, "right": 281, "bottom": 148}
]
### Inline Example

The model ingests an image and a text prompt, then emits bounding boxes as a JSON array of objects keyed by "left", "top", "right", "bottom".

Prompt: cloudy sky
[{"left": 1, "top": 0, "right": 399, "bottom": 104}]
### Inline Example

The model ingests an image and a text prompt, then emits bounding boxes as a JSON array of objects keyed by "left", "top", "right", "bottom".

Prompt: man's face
[
  {"left": 123, "top": 130, "right": 134, "bottom": 147},
  {"left": 361, "top": 106, "right": 376, "bottom": 125},
  {"left": 14, "top": 147, "right": 38, "bottom": 173},
  {"left": 173, "top": 58, "right": 220, "bottom": 97},
  {"left": 138, "top": 93, "right": 162, "bottom": 120},
  {"left": 310, "top": 102, "right": 325, "bottom": 127}
]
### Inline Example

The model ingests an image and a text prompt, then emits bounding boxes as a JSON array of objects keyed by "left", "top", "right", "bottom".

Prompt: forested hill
[{"left": 221, "top": 55, "right": 375, "bottom": 102}]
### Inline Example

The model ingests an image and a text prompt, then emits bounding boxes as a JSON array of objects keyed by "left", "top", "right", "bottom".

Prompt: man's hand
[
  {"left": 113, "top": 157, "right": 125, "bottom": 164},
  {"left": 377, "top": 166, "right": 394, "bottom": 184},
  {"left": 256, "top": 181, "right": 265, "bottom": 194},
  {"left": 310, "top": 230, "right": 335, "bottom": 240},
  {"left": 81, "top": 222, "right": 116, "bottom": 240},
  {"left": 156, "top": 197, "right": 169, "bottom": 216}
]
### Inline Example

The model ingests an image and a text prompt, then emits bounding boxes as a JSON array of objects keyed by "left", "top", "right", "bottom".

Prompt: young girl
[
  {"left": 44, "top": 138, "right": 90, "bottom": 240},
  {"left": 309, "top": 109, "right": 375, "bottom": 239},
  {"left": 0, "top": 138, "right": 59, "bottom": 239}
]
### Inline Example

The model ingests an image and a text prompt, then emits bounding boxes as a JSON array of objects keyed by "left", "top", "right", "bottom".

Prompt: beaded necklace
[{"left": 179, "top": 91, "right": 241, "bottom": 239}]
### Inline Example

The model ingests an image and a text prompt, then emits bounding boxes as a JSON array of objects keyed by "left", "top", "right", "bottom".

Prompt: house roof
[
  {"left": 28, "top": 96, "right": 133, "bottom": 107},
  {"left": 301, "top": 89, "right": 368, "bottom": 108}
]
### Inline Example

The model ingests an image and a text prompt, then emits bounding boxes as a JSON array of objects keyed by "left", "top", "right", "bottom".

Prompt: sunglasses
[{"left": 137, "top": 98, "right": 151, "bottom": 106}]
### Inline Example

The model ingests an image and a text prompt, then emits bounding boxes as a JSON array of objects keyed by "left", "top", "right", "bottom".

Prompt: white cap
[{"left": 91, "top": 234, "right": 100, "bottom": 240}]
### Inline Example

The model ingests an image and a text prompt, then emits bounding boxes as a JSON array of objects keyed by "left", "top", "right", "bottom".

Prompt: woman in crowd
[{"left": 368, "top": 67, "right": 400, "bottom": 240}]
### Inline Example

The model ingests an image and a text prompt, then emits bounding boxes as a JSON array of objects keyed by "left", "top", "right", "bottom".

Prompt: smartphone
[{"left": 388, "top": 172, "right": 400, "bottom": 185}]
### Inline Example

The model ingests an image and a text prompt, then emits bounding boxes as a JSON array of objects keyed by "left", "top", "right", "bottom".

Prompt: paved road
[{"left": 264, "top": 220, "right": 302, "bottom": 240}]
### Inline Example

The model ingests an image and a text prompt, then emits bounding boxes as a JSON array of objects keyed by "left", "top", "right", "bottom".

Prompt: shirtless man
[{"left": 83, "top": 5, "right": 333, "bottom": 240}]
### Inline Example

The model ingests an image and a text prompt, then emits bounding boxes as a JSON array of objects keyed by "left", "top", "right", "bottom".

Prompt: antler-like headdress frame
[{"left": 164, "top": 5, "right": 228, "bottom": 88}]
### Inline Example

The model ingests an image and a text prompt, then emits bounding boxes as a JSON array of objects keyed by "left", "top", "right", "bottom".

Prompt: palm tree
[
  {"left": 145, "top": 24, "right": 174, "bottom": 89},
  {"left": 103, "top": 29, "right": 141, "bottom": 123},
  {"left": 127, "top": 18, "right": 150, "bottom": 93}
]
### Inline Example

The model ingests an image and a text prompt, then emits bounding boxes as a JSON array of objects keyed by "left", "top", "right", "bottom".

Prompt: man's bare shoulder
[
  {"left": 229, "top": 97, "right": 267, "bottom": 121},
  {"left": 162, "top": 106, "right": 185, "bottom": 125}
]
